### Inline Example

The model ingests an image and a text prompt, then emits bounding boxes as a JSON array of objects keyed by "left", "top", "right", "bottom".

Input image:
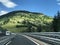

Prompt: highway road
[
  {"left": 8, "top": 35, "right": 36, "bottom": 45},
  {"left": 1, "top": 32, "right": 60, "bottom": 45}
]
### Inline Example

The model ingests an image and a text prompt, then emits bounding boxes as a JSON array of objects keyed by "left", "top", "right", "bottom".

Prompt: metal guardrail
[
  {"left": 0, "top": 35, "right": 15, "bottom": 45},
  {"left": 29, "top": 35, "right": 60, "bottom": 45},
  {"left": 24, "top": 32, "right": 60, "bottom": 45},
  {"left": 24, "top": 32, "right": 60, "bottom": 39}
]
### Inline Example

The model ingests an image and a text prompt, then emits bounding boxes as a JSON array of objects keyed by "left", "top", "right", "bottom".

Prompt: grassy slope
[{"left": 0, "top": 10, "right": 53, "bottom": 32}]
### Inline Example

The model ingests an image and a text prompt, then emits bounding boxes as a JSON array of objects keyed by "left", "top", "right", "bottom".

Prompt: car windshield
[{"left": 0, "top": 0, "right": 60, "bottom": 45}]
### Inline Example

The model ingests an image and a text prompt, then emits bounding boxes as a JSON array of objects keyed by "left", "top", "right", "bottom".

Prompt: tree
[
  {"left": 37, "top": 24, "right": 42, "bottom": 32},
  {"left": 52, "top": 11, "right": 60, "bottom": 32},
  {"left": 22, "top": 20, "right": 26, "bottom": 24},
  {"left": 27, "top": 21, "right": 32, "bottom": 32},
  {"left": 52, "top": 15, "right": 57, "bottom": 32}
]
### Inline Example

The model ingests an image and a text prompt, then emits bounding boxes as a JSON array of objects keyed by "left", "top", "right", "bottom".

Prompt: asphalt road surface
[{"left": 8, "top": 35, "right": 36, "bottom": 45}]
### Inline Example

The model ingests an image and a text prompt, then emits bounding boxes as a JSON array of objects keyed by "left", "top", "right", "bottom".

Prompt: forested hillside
[{"left": 0, "top": 10, "right": 53, "bottom": 32}]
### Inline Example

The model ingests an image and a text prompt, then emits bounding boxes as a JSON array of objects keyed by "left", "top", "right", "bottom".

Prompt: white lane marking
[
  {"left": 6, "top": 41, "right": 11, "bottom": 45},
  {"left": 22, "top": 35, "right": 40, "bottom": 45}
]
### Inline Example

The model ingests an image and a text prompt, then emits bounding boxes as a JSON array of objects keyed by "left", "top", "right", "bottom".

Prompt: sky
[{"left": 0, "top": 0, "right": 60, "bottom": 17}]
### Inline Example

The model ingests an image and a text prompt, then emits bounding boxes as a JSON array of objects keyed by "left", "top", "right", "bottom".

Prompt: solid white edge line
[
  {"left": 6, "top": 41, "right": 11, "bottom": 45},
  {"left": 22, "top": 35, "right": 40, "bottom": 45}
]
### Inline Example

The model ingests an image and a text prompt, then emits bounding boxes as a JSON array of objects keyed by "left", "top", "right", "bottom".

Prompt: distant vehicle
[{"left": 5, "top": 31, "right": 11, "bottom": 36}]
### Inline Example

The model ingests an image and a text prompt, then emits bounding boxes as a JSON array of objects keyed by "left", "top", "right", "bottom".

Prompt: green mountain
[{"left": 0, "top": 10, "right": 53, "bottom": 32}]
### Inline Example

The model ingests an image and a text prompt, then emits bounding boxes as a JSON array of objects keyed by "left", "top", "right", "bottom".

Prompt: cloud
[
  {"left": 0, "top": 0, "right": 17, "bottom": 8},
  {"left": 57, "top": 3, "right": 60, "bottom": 5},
  {"left": 57, "top": 0, "right": 60, "bottom": 1},
  {"left": 57, "top": 0, "right": 60, "bottom": 5},
  {"left": 0, "top": 11, "right": 8, "bottom": 16}
]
